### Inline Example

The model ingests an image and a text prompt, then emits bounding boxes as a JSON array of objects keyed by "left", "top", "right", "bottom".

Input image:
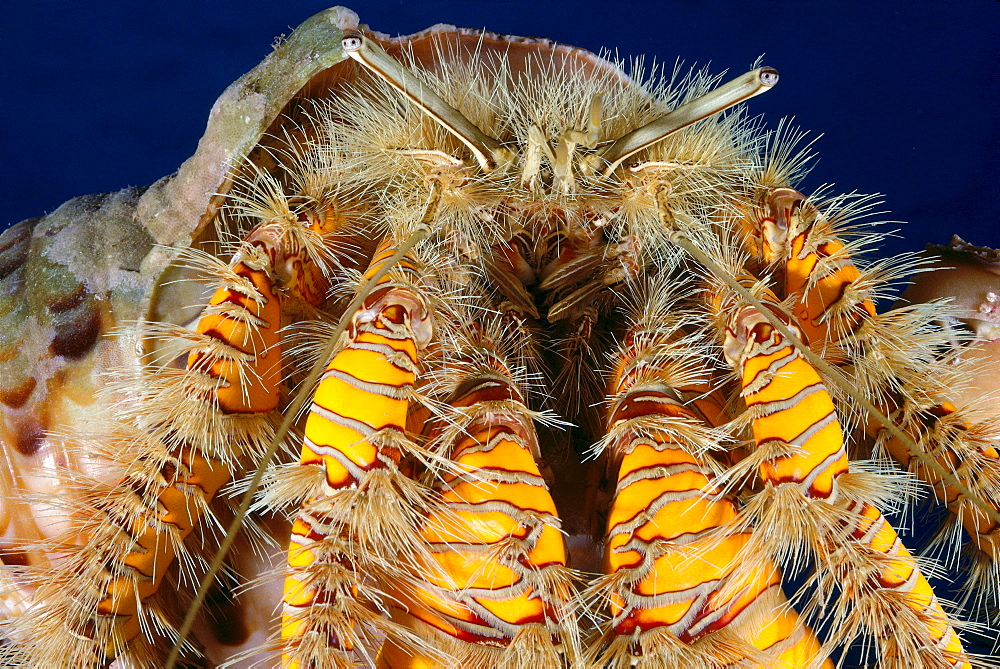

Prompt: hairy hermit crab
[{"left": 1, "top": 6, "right": 999, "bottom": 667}]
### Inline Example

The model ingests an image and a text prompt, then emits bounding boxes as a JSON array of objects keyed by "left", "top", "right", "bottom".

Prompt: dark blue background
[{"left": 2, "top": 1, "right": 998, "bottom": 259}]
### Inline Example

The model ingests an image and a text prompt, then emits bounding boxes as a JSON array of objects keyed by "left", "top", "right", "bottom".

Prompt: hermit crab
[{"left": 1, "top": 6, "right": 999, "bottom": 668}]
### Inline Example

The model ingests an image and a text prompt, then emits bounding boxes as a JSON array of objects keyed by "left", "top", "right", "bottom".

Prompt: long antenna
[
  {"left": 600, "top": 67, "right": 778, "bottom": 176},
  {"left": 341, "top": 31, "right": 511, "bottom": 171}
]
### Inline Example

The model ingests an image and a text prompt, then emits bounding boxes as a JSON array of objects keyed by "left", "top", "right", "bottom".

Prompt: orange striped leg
[
  {"left": 0, "top": 201, "right": 350, "bottom": 664},
  {"left": 591, "top": 383, "right": 829, "bottom": 667},
  {"left": 89, "top": 212, "right": 343, "bottom": 661},
  {"left": 752, "top": 187, "right": 876, "bottom": 346},
  {"left": 726, "top": 298, "right": 969, "bottom": 667},
  {"left": 282, "top": 240, "right": 434, "bottom": 668},
  {"left": 878, "top": 403, "right": 1000, "bottom": 605},
  {"left": 89, "top": 257, "right": 279, "bottom": 657},
  {"left": 380, "top": 369, "right": 577, "bottom": 668},
  {"left": 585, "top": 320, "right": 828, "bottom": 666},
  {"left": 835, "top": 499, "right": 970, "bottom": 665},
  {"left": 752, "top": 186, "right": 1000, "bottom": 615}
]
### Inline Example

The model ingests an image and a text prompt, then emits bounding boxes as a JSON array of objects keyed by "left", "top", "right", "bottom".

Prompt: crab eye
[
  {"left": 759, "top": 67, "right": 780, "bottom": 87},
  {"left": 341, "top": 34, "right": 363, "bottom": 52}
]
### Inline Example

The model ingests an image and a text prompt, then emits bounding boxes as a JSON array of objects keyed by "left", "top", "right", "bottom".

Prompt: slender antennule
[
  {"left": 341, "top": 31, "right": 511, "bottom": 171},
  {"left": 600, "top": 67, "right": 779, "bottom": 176}
]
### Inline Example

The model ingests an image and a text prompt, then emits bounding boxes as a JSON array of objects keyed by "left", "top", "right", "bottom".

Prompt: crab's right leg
[
  {"left": 0, "top": 184, "right": 348, "bottom": 666},
  {"left": 747, "top": 185, "right": 1000, "bottom": 612},
  {"left": 278, "top": 236, "right": 446, "bottom": 668}
]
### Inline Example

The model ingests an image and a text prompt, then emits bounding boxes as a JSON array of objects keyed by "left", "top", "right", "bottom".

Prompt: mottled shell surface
[{"left": 0, "top": 6, "right": 359, "bottom": 659}]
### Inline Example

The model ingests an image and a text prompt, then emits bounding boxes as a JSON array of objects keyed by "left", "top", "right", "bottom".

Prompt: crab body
[{"left": 1, "top": 7, "right": 999, "bottom": 667}]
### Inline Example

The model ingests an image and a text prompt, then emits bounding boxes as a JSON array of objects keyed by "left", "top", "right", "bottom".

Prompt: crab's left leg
[
  {"left": 748, "top": 185, "right": 1000, "bottom": 612},
  {"left": 586, "top": 288, "right": 830, "bottom": 668},
  {"left": 718, "top": 278, "right": 970, "bottom": 667}
]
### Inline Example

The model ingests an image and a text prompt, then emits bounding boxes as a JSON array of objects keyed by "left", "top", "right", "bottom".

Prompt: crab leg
[
  {"left": 92, "top": 248, "right": 285, "bottom": 657},
  {"left": 748, "top": 185, "right": 1000, "bottom": 606},
  {"left": 280, "top": 237, "right": 439, "bottom": 668},
  {"left": 95, "top": 231, "right": 290, "bottom": 648},
  {"left": 751, "top": 187, "right": 877, "bottom": 345},
  {"left": 722, "top": 283, "right": 970, "bottom": 668},
  {"left": 378, "top": 328, "right": 578, "bottom": 668},
  {"left": 0, "top": 197, "right": 346, "bottom": 666},
  {"left": 876, "top": 403, "right": 1000, "bottom": 606},
  {"left": 588, "top": 317, "right": 829, "bottom": 668}
]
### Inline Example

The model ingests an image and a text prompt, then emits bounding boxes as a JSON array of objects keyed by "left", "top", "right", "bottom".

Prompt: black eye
[{"left": 341, "top": 35, "right": 363, "bottom": 52}]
